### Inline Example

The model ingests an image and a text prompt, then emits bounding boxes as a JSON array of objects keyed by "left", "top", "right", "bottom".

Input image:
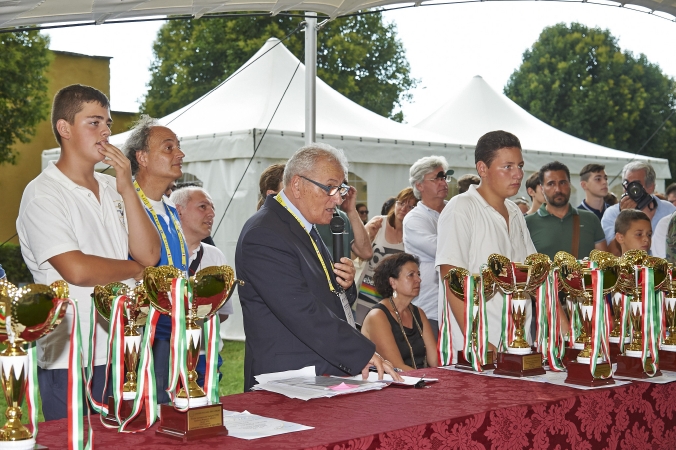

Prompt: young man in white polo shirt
[
  {"left": 435, "top": 130, "right": 536, "bottom": 363},
  {"left": 17, "top": 85, "right": 161, "bottom": 420}
]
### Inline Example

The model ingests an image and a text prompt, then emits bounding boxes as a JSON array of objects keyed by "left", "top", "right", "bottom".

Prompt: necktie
[{"left": 310, "top": 226, "right": 356, "bottom": 328}]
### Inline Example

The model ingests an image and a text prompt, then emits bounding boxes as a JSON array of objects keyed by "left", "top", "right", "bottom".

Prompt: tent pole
[{"left": 304, "top": 12, "right": 317, "bottom": 145}]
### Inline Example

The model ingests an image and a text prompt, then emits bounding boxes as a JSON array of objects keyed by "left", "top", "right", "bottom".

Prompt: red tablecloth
[{"left": 35, "top": 368, "right": 676, "bottom": 449}]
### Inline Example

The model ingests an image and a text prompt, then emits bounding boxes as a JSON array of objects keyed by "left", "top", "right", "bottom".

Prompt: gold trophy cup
[
  {"left": 555, "top": 251, "right": 618, "bottom": 386},
  {"left": 615, "top": 250, "right": 668, "bottom": 378},
  {"left": 0, "top": 280, "right": 69, "bottom": 449},
  {"left": 143, "top": 265, "right": 240, "bottom": 441},
  {"left": 444, "top": 266, "right": 496, "bottom": 370},
  {"left": 92, "top": 282, "right": 149, "bottom": 425},
  {"left": 485, "top": 253, "right": 550, "bottom": 377}
]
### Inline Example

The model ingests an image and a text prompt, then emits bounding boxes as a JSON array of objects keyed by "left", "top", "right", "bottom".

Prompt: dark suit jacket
[{"left": 236, "top": 195, "right": 375, "bottom": 391}]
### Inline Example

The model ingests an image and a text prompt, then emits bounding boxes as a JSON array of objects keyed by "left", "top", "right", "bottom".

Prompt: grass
[{"left": 0, "top": 340, "right": 246, "bottom": 424}]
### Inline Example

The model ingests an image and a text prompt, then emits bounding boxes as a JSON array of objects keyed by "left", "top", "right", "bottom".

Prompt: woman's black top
[{"left": 373, "top": 303, "right": 425, "bottom": 368}]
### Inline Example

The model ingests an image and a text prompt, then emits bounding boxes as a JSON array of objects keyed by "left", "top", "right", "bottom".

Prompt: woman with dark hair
[
  {"left": 257, "top": 163, "right": 285, "bottom": 210},
  {"left": 355, "top": 187, "right": 418, "bottom": 324},
  {"left": 361, "top": 253, "right": 438, "bottom": 371}
]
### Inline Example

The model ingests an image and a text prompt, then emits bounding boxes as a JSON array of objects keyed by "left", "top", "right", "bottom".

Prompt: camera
[{"left": 622, "top": 180, "right": 655, "bottom": 211}]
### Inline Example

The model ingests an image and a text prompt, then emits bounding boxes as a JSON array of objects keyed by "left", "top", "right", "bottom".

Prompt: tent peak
[
  {"left": 473, "top": 75, "right": 483, "bottom": 79},
  {"left": 266, "top": 37, "right": 281, "bottom": 43}
]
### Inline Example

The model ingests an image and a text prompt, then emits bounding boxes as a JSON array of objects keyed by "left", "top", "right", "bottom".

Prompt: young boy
[
  {"left": 615, "top": 209, "right": 652, "bottom": 254},
  {"left": 16, "top": 84, "right": 160, "bottom": 420}
]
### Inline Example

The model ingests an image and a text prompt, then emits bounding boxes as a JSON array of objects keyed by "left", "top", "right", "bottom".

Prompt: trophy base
[
  {"left": 661, "top": 344, "right": 676, "bottom": 352},
  {"left": 564, "top": 361, "right": 615, "bottom": 387},
  {"left": 102, "top": 396, "right": 147, "bottom": 427},
  {"left": 455, "top": 350, "right": 496, "bottom": 371},
  {"left": 562, "top": 348, "right": 581, "bottom": 368},
  {"left": 615, "top": 354, "right": 662, "bottom": 379},
  {"left": 0, "top": 438, "right": 47, "bottom": 450},
  {"left": 608, "top": 336, "right": 630, "bottom": 344},
  {"left": 156, "top": 403, "right": 227, "bottom": 442},
  {"left": 573, "top": 342, "right": 584, "bottom": 350},
  {"left": 658, "top": 348, "right": 676, "bottom": 371},
  {"left": 494, "top": 352, "right": 545, "bottom": 377}
]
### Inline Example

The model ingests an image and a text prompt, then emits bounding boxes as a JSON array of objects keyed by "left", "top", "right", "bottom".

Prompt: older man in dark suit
[{"left": 236, "top": 143, "right": 399, "bottom": 391}]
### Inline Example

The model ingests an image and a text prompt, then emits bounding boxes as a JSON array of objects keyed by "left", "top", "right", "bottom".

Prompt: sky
[{"left": 44, "top": 2, "right": 676, "bottom": 124}]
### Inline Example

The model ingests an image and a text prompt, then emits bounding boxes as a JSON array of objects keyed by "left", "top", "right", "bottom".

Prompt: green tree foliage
[
  {"left": 0, "top": 30, "right": 51, "bottom": 165},
  {"left": 505, "top": 23, "right": 676, "bottom": 177},
  {"left": 142, "top": 13, "right": 416, "bottom": 122}
]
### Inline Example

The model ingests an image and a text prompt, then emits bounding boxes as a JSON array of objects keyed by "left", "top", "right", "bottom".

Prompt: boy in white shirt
[{"left": 17, "top": 84, "right": 160, "bottom": 420}]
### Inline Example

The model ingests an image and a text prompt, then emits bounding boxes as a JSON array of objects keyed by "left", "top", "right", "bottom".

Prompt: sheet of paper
[
  {"left": 255, "top": 366, "right": 317, "bottom": 384},
  {"left": 252, "top": 367, "right": 387, "bottom": 400},
  {"left": 222, "top": 410, "right": 313, "bottom": 440}
]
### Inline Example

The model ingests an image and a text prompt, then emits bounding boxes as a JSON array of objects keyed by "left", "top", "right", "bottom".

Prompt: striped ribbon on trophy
[
  {"left": 438, "top": 275, "right": 454, "bottom": 366},
  {"left": 476, "top": 271, "right": 489, "bottom": 369},
  {"left": 618, "top": 293, "right": 630, "bottom": 353},
  {"left": 546, "top": 268, "right": 565, "bottom": 371},
  {"left": 534, "top": 279, "right": 547, "bottom": 353},
  {"left": 461, "top": 274, "right": 475, "bottom": 369},
  {"left": 25, "top": 342, "right": 39, "bottom": 440},
  {"left": 119, "top": 305, "right": 160, "bottom": 431},
  {"left": 640, "top": 267, "right": 660, "bottom": 376},
  {"left": 203, "top": 315, "right": 221, "bottom": 403},
  {"left": 167, "top": 278, "right": 189, "bottom": 411},
  {"left": 64, "top": 298, "right": 86, "bottom": 450},
  {"left": 656, "top": 290, "right": 666, "bottom": 350},
  {"left": 106, "top": 295, "right": 127, "bottom": 425},
  {"left": 590, "top": 269, "right": 612, "bottom": 379},
  {"left": 498, "top": 292, "right": 512, "bottom": 353}
]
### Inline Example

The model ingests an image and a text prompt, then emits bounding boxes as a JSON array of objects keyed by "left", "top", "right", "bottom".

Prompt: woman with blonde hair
[{"left": 355, "top": 187, "right": 418, "bottom": 324}]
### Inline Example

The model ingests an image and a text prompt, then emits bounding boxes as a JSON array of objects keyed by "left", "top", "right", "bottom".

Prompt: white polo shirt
[
  {"left": 17, "top": 162, "right": 133, "bottom": 370},
  {"left": 403, "top": 200, "right": 447, "bottom": 322},
  {"left": 435, "top": 184, "right": 536, "bottom": 361}
]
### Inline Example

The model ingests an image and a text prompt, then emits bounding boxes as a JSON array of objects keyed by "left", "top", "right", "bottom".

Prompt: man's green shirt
[{"left": 525, "top": 203, "right": 605, "bottom": 260}]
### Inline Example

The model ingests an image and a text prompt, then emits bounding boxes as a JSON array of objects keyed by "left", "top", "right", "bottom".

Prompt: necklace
[{"left": 387, "top": 297, "right": 427, "bottom": 369}]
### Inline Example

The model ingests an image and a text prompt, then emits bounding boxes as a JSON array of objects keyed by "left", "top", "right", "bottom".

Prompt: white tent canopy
[
  {"left": 1, "top": 0, "right": 674, "bottom": 29},
  {"left": 415, "top": 75, "right": 671, "bottom": 202},
  {"left": 41, "top": 40, "right": 671, "bottom": 340}
]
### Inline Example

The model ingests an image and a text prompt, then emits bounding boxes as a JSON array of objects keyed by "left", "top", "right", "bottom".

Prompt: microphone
[{"left": 330, "top": 212, "right": 345, "bottom": 263}]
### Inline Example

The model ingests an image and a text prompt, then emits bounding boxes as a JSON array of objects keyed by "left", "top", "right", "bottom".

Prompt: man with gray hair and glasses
[
  {"left": 601, "top": 161, "right": 675, "bottom": 256},
  {"left": 403, "top": 156, "right": 452, "bottom": 341},
  {"left": 236, "top": 143, "right": 400, "bottom": 391}
]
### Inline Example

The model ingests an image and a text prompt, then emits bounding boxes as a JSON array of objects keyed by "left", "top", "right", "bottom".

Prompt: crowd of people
[{"left": 11, "top": 83, "right": 676, "bottom": 418}]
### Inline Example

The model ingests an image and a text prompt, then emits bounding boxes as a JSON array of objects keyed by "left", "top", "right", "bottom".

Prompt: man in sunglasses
[{"left": 236, "top": 143, "right": 401, "bottom": 391}]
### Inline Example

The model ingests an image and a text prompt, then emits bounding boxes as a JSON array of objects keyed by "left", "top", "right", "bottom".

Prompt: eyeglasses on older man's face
[{"left": 300, "top": 175, "right": 350, "bottom": 197}]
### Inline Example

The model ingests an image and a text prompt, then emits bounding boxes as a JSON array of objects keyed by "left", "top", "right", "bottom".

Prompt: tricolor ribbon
[
  {"left": 499, "top": 292, "right": 511, "bottom": 353},
  {"left": 589, "top": 269, "right": 612, "bottom": 378},
  {"left": 640, "top": 267, "right": 659, "bottom": 376},
  {"left": 438, "top": 274, "right": 454, "bottom": 366},
  {"left": 619, "top": 293, "right": 630, "bottom": 353},
  {"left": 203, "top": 315, "right": 221, "bottom": 403},
  {"left": 65, "top": 298, "right": 87, "bottom": 450},
  {"left": 26, "top": 341, "right": 39, "bottom": 438},
  {"left": 166, "top": 278, "right": 189, "bottom": 411},
  {"left": 546, "top": 269, "right": 565, "bottom": 371}
]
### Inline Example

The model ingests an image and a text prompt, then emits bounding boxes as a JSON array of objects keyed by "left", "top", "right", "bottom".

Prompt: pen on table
[{"left": 369, "top": 365, "right": 403, "bottom": 373}]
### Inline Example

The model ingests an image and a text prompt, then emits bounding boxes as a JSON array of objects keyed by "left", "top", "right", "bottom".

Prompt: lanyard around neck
[
  {"left": 134, "top": 180, "right": 187, "bottom": 270},
  {"left": 275, "top": 193, "right": 335, "bottom": 292}
]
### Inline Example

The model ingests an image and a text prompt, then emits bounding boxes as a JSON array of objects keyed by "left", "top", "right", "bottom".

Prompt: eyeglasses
[
  {"left": 424, "top": 170, "right": 454, "bottom": 183},
  {"left": 396, "top": 201, "right": 416, "bottom": 212},
  {"left": 358, "top": 209, "right": 369, "bottom": 215},
  {"left": 300, "top": 175, "right": 350, "bottom": 197}
]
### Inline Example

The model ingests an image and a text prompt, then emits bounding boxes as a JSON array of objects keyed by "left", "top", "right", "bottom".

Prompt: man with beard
[{"left": 525, "top": 161, "right": 606, "bottom": 260}]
